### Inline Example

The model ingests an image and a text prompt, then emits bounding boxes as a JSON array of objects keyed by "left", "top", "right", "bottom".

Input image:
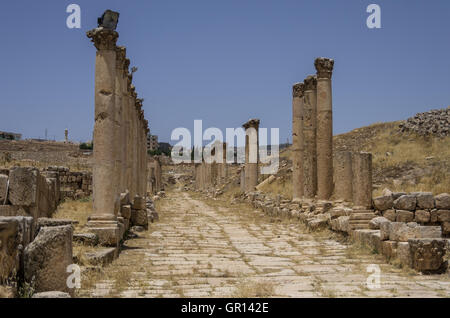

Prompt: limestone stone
[
  {"left": 120, "top": 204, "right": 131, "bottom": 219},
  {"left": 435, "top": 193, "right": 450, "bottom": 209},
  {"left": 437, "top": 210, "right": 450, "bottom": 222},
  {"left": 396, "top": 210, "right": 414, "bottom": 222},
  {"left": 8, "top": 167, "right": 39, "bottom": 208},
  {"left": 73, "top": 233, "right": 99, "bottom": 246},
  {"left": 0, "top": 205, "right": 28, "bottom": 217},
  {"left": 32, "top": 291, "right": 71, "bottom": 298},
  {"left": 408, "top": 238, "right": 447, "bottom": 272},
  {"left": 430, "top": 209, "right": 439, "bottom": 223},
  {"left": 381, "top": 240, "right": 398, "bottom": 259},
  {"left": 242, "top": 119, "right": 260, "bottom": 192},
  {"left": 0, "top": 216, "right": 34, "bottom": 249},
  {"left": 382, "top": 209, "right": 396, "bottom": 222},
  {"left": 352, "top": 152, "right": 372, "bottom": 209},
  {"left": 24, "top": 225, "right": 73, "bottom": 294},
  {"left": 315, "top": 57, "right": 334, "bottom": 200},
  {"left": 393, "top": 195, "right": 416, "bottom": 211},
  {"left": 389, "top": 222, "right": 418, "bottom": 242},
  {"left": 85, "top": 247, "right": 117, "bottom": 266},
  {"left": 0, "top": 174, "right": 8, "bottom": 204},
  {"left": 369, "top": 216, "right": 389, "bottom": 230},
  {"left": 333, "top": 151, "right": 352, "bottom": 202},
  {"left": 88, "top": 225, "right": 120, "bottom": 247},
  {"left": 372, "top": 195, "right": 393, "bottom": 211},
  {"left": 414, "top": 210, "right": 430, "bottom": 223},
  {"left": 379, "top": 221, "right": 391, "bottom": 241},
  {"left": 132, "top": 196, "right": 146, "bottom": 210},
  {"left": 414, "top": 226, "right": 442, "bottom": 238},
  {"left": 415, "top": 192, "right": 435, "bottom": 209},
  {"left": 36, "top": 218, "right": 77, "bottom": 233},
  {"left": 0, "top": 218, "right": 20, "bottom": 284},
  {"left": 292, "top": 83, "right": 305, "bottom": 200},
  {"left": 303, "top": 75, "right": 317, "bottom": 198},
  {"left": 397, "top": 242, "right": 412, "bottom": 268},
  {"left": 442, "top": 222, "right": 450, "bottom": 235},
  {"left": 131, "top": 209, "right": 148, "bottom": 229}
]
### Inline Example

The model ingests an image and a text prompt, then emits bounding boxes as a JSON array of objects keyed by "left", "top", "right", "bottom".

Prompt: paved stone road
[{"left": 78, "top": 189, "right": 450, "bottom": 298}]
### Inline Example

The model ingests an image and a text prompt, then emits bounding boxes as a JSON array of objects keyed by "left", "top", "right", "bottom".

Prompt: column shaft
[
  {"left": 303, "top": 76, "right": 317, "bottom": 198},
  {"left": 292, "top": 83, "right": 305, "bottom": 200}
]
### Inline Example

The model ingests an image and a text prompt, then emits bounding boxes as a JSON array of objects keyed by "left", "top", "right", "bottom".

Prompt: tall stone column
[
  {"left": 130, "top": 90, "right": 138, "bottom": 199},
  {"left": 315, "top": 57, "right": 334, "bottom": 200},
  {"left": 86, "top": 27, "right": 120, "bottom": 246},
  {"left": 125, "top": 72, "right": 133, "bottom": 194},
  {"left": 243, "top": 119, "right": 260, "bottom": 192},
  {"left": 303, "top": 75, "right": 317, "bottom": 198},
  {"left": 218, "top": 142, "right": 228, "bottom": 184},
  {"left": 143, "top": 120, "right": 149, "bottom": 196},
  {"left": 115, "top": 47, "right": 126, "bottom": 197},
  {"left": 292, "top": 82, "right": 305, "bottom": 201},
  {"left": 352, "top": 152, "right": 373, "bottom": 209},
  {"left": 334, "top": 151, "right": 353, "bottom": 201}
]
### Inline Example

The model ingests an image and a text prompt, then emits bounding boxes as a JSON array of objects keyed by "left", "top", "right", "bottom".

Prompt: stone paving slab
[{"left": 77, "top": 190, "right": 450, "bottom": 298}]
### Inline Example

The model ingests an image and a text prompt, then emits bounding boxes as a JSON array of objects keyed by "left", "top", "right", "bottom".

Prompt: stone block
[
  {"left": 88, "top": 226, "right": 120, "bottom": 247},
  {"left": 120, "top": 205, "right": 131, "bottom": 219},
  {"left": 442, "top": 222, "right": 450, "bottom": 236},
  {"left": 380, "top": 221, "right": 391, "bottom": 240},
  {"left": 415, "top": 225, "right": 442, "bottom": 238},
  {"left": 408, "top": 238, "right": 447, "bottom": 272},
  {"left": 430, "top": 209, "right": 439, "bottom": 223},
  {"left": 131, "top": 209, "right": 148, "bottom": 229},
  {"left": 389, "top": 222, "right": 418, "bottom": 242},
  {"left": 414, "top": 210, "right": 430, "bottom": 223},
  {"left": 437, "top": 210, "right": 450, "bottom": 222},
  {"left": 369, "top": 216, "right": 389, "bottom": 230},
  {"left": 435, "top": 193, "right": 450, "bottom": 209},
  {"left": 36, "top": 218, "right": 77, "bottom": 234},
  {"left": 84, "top": 247, "right": 117, "bottom": 266},
  {"left": 132, "top": 196, "right": 146, "bottom": 210},
  {"left": 396, "top": 210, "right": 414, "bottom": 222},
  {"left": 0, "top": 174, "right": 8, "bottom": 204},
  {"left": 73, "top": 233, "right": 98, "bottom": 246},
  {"left": 8, "top": 167, "right": 40, "bottom": 209},
  {"left": 381, "top": 240, "right": 397, "bottom": 259},
  {"left": 24, "top": 225, "right": 73, "bottom": 295},
  {"left": 0, "top": 218, "right": 20, "bottom": 284},
  {"left": 397, "top": 242, "right": 412, "bottom": 268},
  {"left": 393, "top": 195, "right": 416, "bottom": 211},
  {"left": 372, "top": 195, "right": 393, "bottom": 211},
  {"left": 415, "top": 192, "right": 435, "bottom": 209},
  {"left": 382, "top": 209, "right": 396, "bottom": 222},
  {"left": 0, "top": 205, "right": 28, "bottom": 217},
  {"left": 120, "top": 191, "right": 130, "bottom": 206}
]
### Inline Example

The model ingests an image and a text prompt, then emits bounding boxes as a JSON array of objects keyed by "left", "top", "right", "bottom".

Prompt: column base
[{"left": 87, "top": 220, "right": 120, "bottom": 247}]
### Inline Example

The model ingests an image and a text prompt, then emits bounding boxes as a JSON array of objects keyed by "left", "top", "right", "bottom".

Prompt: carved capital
[
  {"left": 293, "top": 82, "right": 305, "bottom": 98},
  {"left": 86, "top": 27, "right": 118, "bottom": 51},
  {"left": 303, "top": 75, "right": 317, "bottom": 91},
  {"left": 314, "top": 57, "right": 334, "bottom": 79},
  {"left": 242, "top": 118, "right": 260, "bottom": 129}
]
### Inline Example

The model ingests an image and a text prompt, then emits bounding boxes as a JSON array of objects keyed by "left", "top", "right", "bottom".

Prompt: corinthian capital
[
  {"left": 86, "top": 27, "right": 118, "bottom": 51},
  {"left": 314, "top": 57, "right": 334, "bottom": 79},
  {"left": 303, "top": 75, "right": 317, "bottom": 91},
  {"left": 293, "top": 82, "right": 305, "bottom": 98}
]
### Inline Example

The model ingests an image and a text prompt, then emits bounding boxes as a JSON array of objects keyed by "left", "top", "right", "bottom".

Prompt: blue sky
[{"left": 0, "top": 0, "right": 449, "bottom": 144}]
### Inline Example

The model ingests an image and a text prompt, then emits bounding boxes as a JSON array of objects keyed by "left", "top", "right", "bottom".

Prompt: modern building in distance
[
  {"left": 147, "top": 134, "right": 159, "bottom": 151},
  {"left": 0, "top": 131, "right": 22, "bottom": 141}
]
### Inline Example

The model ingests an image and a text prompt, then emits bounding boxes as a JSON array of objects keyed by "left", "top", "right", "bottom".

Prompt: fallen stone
[
  {"left": 435, "top": 193, "right": 450, "bottom": 209},
  {"left": 73, "top": 233, "right": 98, "bottom": 246},
  {"left": 8, "top": 167, "right": 39, "bottom": 207},
  {"left": 132, "top": 196, "right": 146, "bottom": 210},
  {"left": 131, "top": 209, "right": 148, "bottom": 229},
  {"left": 84, "top": 247, "right": 117, "bottom": 266},
  {"left": 393, "top": 195, "right": 416, "bottom": 211},
  {"left": 381, "top": 240, "right": 398, "bottom": 260},
  {"left": 380, "top": 221, "right": 391, "bottom": 240},
  {"left": 408, "top": 238, "right": 448, "bottom": 272},
  {"left": 397, "top": 242, "right": 412, "bottom": 268},
  {"left": 372, "top": 195, "right": 393, "bottom": 211},
  {"left": 32, "top": 291, "right": 71, "bottom": 298},
  {"left": 437, "top": 210, "right": 450, "bottom": 222},
  {"left": 120, "top": 205, "right": 131, "bottom": 219},
  {"left": 36, "top": 218, "right": 77, "bottom": 233},
  {"left": 389, "top": 222, "right": 418, "bottom": 242},
  {"left": 24, "top": 225, "right": 73, "bottom": 295},
  {"left": 392, "top": 192, "right": 407, "bottom": 200},
  {"left": 0, "top": 218, "right": 20, "bottom": 284}
]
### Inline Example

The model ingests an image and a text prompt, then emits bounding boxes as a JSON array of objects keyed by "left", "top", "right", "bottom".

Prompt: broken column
[
  {"left": 303, "top": 75, "right": 317, "bottom": 198},
  {"left": 334, "top": 151, "right": 353, "bottom": 202},
  {"left": 352, "top": 152, "right": 373, "bottom": 209},
  {"left": 315, "top": 57, "right": 334, "bottom": 200},
  {"left": 292, "top": 82, "right": 305, "bottom": 201},
  {"left": 86, "top": 26, "right": 121, "bottom": 246},
  {"left": 243, "top": 119, "right": 260, "bottom": 192}
]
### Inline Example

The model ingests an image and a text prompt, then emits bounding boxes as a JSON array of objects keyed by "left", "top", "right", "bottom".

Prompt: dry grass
[
  {"left": 232, "top": 280, "right": 275, "bottom": 298},
  {"left": 53, "top": 198, "right": 92, "bottom": 230}
]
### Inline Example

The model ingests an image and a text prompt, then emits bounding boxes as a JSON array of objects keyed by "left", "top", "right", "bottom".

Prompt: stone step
[
  {"left": 352, "top": 209, "right": 375, "bottom": 214},
  {"left": 349, "top": 224, "right": 370, "bottom": 230},
  {"left": 349, "top": 213, "right": 376, "bottom": 220}
]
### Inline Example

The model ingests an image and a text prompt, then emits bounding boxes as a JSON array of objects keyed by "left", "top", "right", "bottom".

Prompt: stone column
[
  {"left": 240, "top": 166, "right": 245, "bottom": 192},
  {"left": 115, "top": 47, "right": 126, "bottom": 197},
  {"left": 303, "top": 75, "right": 317, "bottom": 198},
  {"left": 86, "top": 27, "right": 120, "bottom": 246},
  {"left": 292, "top": 82, "right": 305, "bottom": 201},
  {"left": 352, "top": 152, "right": 373, "bottom": 209},
  {"left": 125, "top": 72, "right": 132, "bottom": 194},
  {"left": 243, "top": 119, "right": 260, "bottom": 192},
  {"left": 334, "top": 151, "right": 353, "bottom": 201},
  {"left": 144, "top": 120, "right": 149, "bottom": 197},
  {"left": 129, "top": 87, "right": 137, "bottom": 199},
  {"left": 315, "top": 57, "right": 334, "bottom": 200},
  {"left": 218, "top": 142, "right": 228, "bottom": 184}
]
